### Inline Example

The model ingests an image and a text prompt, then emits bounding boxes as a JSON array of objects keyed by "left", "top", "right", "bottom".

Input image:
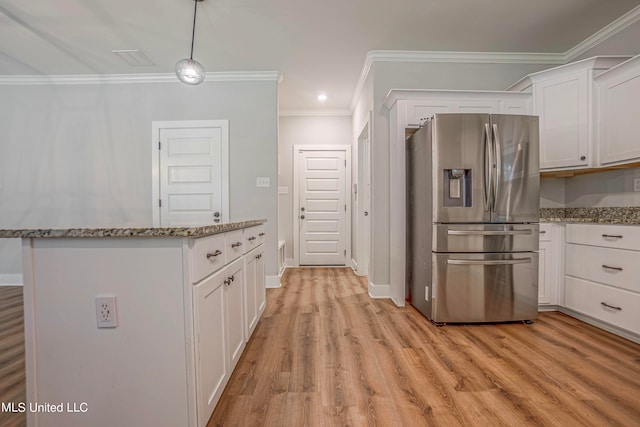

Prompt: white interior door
[
  {"left": 357, "top": 132, "right": 371, "bottom": 276},
  {"left": 155, "top": 121, "right": 229, "bottom": 226},
  {"left": 298, "top": 150, "right": 347, "bottom": 266}
]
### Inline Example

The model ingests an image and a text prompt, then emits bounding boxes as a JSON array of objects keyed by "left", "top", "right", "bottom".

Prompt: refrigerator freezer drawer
[
  {"left": 431, "top": 252, "right": 538, "bottom": 323},
  {"left": 432, "top": 223, "right": 539, "bottom": 253}
]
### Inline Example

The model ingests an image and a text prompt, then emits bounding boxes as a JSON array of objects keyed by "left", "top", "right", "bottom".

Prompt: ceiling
[{"left": 1, "top": 0, "right": 640, "bottom": 112}]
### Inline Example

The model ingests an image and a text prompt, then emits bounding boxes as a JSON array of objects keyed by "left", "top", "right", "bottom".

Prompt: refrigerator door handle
[
  {"left": 447, "top": 229, "right": 533, "bottom": 236},
  {"left": 447, "top": 258, "right": 532, "bottom": 266},
  {"left": 483, "top": 123, "right": 492, "bottom": 212},
  {"left": 491, "top": 124, "right": 501, "bottom": 212}
]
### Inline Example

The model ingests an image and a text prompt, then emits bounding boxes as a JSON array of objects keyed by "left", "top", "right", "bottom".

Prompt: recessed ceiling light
[
  {"left": 317, "top": 93, "right": 328, "bottom": 102},
  {"left": 112, "top": 50, "right": 155, "bottom": 66}
]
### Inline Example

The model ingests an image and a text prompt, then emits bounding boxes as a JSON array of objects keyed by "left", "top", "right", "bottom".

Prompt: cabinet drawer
[
  {"left": 224, "top": 230, "right": 244, "bottom": 264},
  {"left": 566, "top": 224, "right": 640, "bottom": 250},
  {"left": 243, "top": 225, "right": 263, "bottom": 253},
  {"left": 566, "top": 244, "right": 640, "bottom": 293},
  {"left": 565, "top": 276, "right": 640, "bottom": 335},
  {"left": 191, "top": 234, "right": 226, "bottom": 283},
  {"left": 539, "top": 223, "right": 552, "bottom": 242}
]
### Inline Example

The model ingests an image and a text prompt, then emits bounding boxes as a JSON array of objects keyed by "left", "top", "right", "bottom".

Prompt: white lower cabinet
[
  {"left": 244, "top": 244, "right": 265, "bottom": 340},
  {"left": 563, "top": 223, "right": 640, "bottom": 340},
  {"left": 194, "top": 268, "right": 228, "bottom": 427},
  {"left": 537, "top": 223, "right": 561, "bottom": 308}
]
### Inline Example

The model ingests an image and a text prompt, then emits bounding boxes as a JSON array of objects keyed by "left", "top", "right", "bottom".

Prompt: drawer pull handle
[
  {"left": 228, "top": 275, "right": 235, "bottom": 282},
  {"left": 259, "top": 233, "right": 265, "bottom": 237},
  {"left": 602, "top": 264, "right": 623, "bottom": 271},
  {"left": 231, "top": 242, "right": 243, "bottom": 248},
  {"left": 539, "top": 231, "right": 546, "bottom": 234},
  {"left": 206, "top": 250, "right": 222, "bottom": 259},
  {"left": 601, "top": 302, "right": 622, "bottom": 311},
  {"left": 248, "top": 236, "right": 257, "bottom": 241},
  {"left": 602, "top": 234, "right": 623, "bottom": 239}
]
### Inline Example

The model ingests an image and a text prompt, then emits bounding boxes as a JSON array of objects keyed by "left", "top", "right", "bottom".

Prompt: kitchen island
[{"left": 0, "top": 220, "right": 266, "bottom": 427}]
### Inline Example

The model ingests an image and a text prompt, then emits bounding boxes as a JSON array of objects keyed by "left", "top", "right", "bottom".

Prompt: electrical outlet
[
  {"left": 95, "top": 296, "right": 118, "bottom": 328},
  {"left": 634, "top": 178, "right": 640, "bottom": 192}
]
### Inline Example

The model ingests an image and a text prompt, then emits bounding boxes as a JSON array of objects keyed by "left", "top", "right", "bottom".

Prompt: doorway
[
  {"left": 293, "top": 146, "right": 351, "bottom": 266},
  {"left": 151, "top": 120, "right": 229, "bottom": 226}
]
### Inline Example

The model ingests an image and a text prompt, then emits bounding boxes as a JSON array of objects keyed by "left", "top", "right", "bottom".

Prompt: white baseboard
[
  {"left": 0, "top": 274, "right": 23, "bottom": 286},
  {"left": 266, "top": 274, "right": 281, "bottom": 289},
  {"left": 368, "top": 281, "right": 390, "bottom": 299},
  {"left": 285, "top": 258, "right": 295, "bottom": 267}
]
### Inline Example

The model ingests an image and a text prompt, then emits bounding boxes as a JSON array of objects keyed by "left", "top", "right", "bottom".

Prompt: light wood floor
[
  {"left": 0, "top": 286, "right": 26, "bottom": 427},
  {"left": 209, "top": 267, "right": 640, "bottom": 427}
]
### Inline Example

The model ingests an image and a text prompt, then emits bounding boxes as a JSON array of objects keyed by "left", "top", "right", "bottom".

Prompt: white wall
[
  {"left": 565, "top": 168, "right": 640, "bottom": 207},
  {"left": 277, "top": 115, "right": 352, "bottom": 263},
  {"left": 0, "top": 79, "right": 279, "bottom": 278},
  {"left": 540, "top": 178, "right": 566, "bottom": 208},
  {"left": 362, "top": 60, "right": 557, "bottom": 293}
]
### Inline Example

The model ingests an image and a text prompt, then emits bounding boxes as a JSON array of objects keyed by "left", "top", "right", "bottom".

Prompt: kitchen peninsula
[{"left": 0, "top": 220, "right": 267, "bottom": 427}]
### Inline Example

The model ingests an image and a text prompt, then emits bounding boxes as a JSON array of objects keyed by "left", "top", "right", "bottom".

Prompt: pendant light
[{"left": 176, "top": 0, "right": 206, "bottom": 85}]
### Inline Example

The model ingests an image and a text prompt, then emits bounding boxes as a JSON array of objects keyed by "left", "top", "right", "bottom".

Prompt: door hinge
[
  {"left": 344, "top": 249, "right": 346, "bottom": 256},
  {"left": 159, "top": 199, "right": 162, "bottom": 207},
  {"left": 158, "top": 141, "right": 161, "bottom": 150},
  {"left": 345, "top": 159, "right": 347, "bottom": 167},
  {"left": 345, "top": 204, "right": 346, "bottom": 211}
]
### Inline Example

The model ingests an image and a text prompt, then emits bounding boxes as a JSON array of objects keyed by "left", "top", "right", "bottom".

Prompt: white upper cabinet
[
  {"left": 594, "top": 55, "right": 640, "bottom": 166},
  {"left": 385, "top": 89, "right": 532, "bottom": 128},
  {"left": 507, "top": 56, "right": 631, "bottom": 171}
]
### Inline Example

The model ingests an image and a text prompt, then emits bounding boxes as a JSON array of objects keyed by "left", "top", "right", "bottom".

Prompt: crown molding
[
  {"left": 367, "top": 50, "right": 565, "bottom": 64},
  {"left": 564, "top": 5, "right": 640, "bottom": 61},
  {"left": 0, "top": 71, "right": 281, "bottom": 85},
  {"left": 279, "top": 109, "right": 351, "bottom": 117},
  {"left": 349, "top": 50, "right": 565, "bottom": 111}
]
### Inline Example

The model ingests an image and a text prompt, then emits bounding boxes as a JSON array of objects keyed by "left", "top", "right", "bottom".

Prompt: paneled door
[
  {"left": 297, "top": 149, "right": 347, "bottom": 265},
  {"left": 154, "top": 121, "right": 229, "bottom": 226}
]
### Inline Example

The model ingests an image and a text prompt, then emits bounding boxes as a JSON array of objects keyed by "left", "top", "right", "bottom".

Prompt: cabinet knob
[{"left": 580, "top": 155, "right": 586, "bottom": 161}]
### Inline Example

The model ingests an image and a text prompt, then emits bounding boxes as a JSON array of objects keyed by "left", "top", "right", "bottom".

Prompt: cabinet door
[
  {"left": 597, "top": 59, "right": 640, "bottom": 165},
  {"left": 225, "top": 259, "right": 245, "bottom": 371},
  {"left": 406, "top": 99, "right": 457, "bottom": 126},
  {"left": 255, "top": 248, "right": 266, "bottom": 317},
  {"left": 244, "top": 253, "right": 258, "bottom": 340},
  {"left": 535, "top": 73, "right": 590, "bottom": 169},
  {"left": 194, "top": 270, "right": 228, "bottom": 427},
  {"left": 538, "top": 240, "right": 555, "bottom": 305}
]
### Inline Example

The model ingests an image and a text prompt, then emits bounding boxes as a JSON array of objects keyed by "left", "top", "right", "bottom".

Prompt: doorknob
[
  {"left": 364, "top": 211, "right": 369, "bottom": 216},
  {"left": 300, "top": 215, "right": 305, "bottom": 219},
  {"left": 213, "top": 211, "right": 220, "bottom": 223},
  {"left": 301, "top": 207, "right": 305, "bottom": 211}
]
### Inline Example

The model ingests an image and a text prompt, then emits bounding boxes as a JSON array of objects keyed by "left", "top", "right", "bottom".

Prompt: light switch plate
[
  {"left": 256, "top": 177, "right": 270, "bottom": 188},
  {"left": 278, "top": 186, "right": 288, "bottom": 194}
]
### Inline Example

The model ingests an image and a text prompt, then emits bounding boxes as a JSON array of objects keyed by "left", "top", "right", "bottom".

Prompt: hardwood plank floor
[
  {"left": 208, "top": 267, "right": 640, "bottom": 427},
  {"left": 0, "top": 286, "right": 26, "bottom": 427}
]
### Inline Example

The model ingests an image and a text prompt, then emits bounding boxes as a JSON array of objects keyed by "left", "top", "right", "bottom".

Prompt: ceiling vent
[{"left": 112, "top": 50, "right": 155, "bottom": 66}]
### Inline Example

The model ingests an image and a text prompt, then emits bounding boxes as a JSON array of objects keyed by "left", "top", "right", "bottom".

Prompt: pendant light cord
[{"left": 190, "top": 0, "right": 199, "bottom": 60}]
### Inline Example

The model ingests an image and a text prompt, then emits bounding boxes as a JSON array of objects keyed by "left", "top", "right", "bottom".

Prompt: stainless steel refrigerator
[{"left": 406, "top": 113, "right": 540, "bottom": 324}]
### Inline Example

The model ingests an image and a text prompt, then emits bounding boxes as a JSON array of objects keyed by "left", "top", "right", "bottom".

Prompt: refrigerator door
[
  {"left": 490, "top": 115, "right": 540, "bottom": 223},
  {"left": 431, "top": 252, "right": 538, "bottom": 323},
  {"left": 432, "top": 223, "right": 539, "bottom": 253},
  {"left": 432, "top": 113, "right": 491, "bottom": 223}
]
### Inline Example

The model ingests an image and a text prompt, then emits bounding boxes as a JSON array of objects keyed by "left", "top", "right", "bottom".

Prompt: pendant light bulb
[
  {"left": 176, "top": 58, "right": 205, "bottom": 85},
  {"left": 176, "top": 0, "right": 206, "bottom": 85}
]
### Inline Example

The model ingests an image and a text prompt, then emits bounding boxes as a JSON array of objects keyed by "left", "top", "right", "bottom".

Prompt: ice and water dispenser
[{"left": 443, "top": 169, "right": 472, "bottom": 207}]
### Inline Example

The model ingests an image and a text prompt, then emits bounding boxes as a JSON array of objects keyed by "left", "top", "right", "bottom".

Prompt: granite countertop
[
  {"left": 0, "top": 219, "right": 266, "bottom": 239},
  {"left": 540, "top": 207, "right": 640, "bottom": 225}
]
